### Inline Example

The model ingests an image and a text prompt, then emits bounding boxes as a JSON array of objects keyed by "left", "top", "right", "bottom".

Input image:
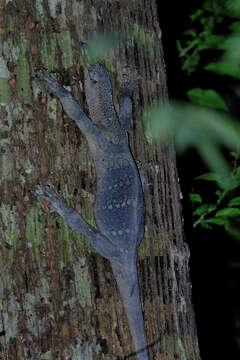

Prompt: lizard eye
[
  {"left": 89, "top": 69, "right": 99, "bottom": 83},
  {"left": 89, "top": 75, "right": 98, "bottom": 84}
]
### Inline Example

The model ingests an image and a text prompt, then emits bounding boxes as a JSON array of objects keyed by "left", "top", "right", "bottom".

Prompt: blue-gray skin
[{"left": 33, "top": 64, "right": 149, "bottom": 360}]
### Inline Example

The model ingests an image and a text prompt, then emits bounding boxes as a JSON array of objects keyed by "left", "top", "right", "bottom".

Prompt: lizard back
[{"left": 93, "top": 139, "right": 144, "bottom": 252}]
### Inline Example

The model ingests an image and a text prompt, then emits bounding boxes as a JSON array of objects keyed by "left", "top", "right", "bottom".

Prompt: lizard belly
[{"left": 94, "top": 159, "right": 143, "bottom": 250}]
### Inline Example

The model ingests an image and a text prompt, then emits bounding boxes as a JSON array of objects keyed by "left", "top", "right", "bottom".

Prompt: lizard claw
[
  {"left": 31, "top": 188, "right": 56, "bottom": 214},
  {"left": 32, "top": 183, "right": 66, "bottom": 212},
  {"left": 36, "top": 70, "right": 66, "bottom": 96},
  {"left": 31, "top": 189, "right": 50, "bottom": 202}
]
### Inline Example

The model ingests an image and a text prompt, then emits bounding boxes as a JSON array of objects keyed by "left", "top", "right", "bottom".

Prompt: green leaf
[
  {"left": 205, "top": 218, "right": 230, "bottom": 226},
  {"left": 229, "top": 21, "right": 240, "bottom": 31},
  {"left": 225, "top": 0, "right": 240, "bottom": 17},
  {"left": 187, "top": 88, "right": 228, "bottom": 110},
  {"left": 195, "top": 172, "right": 222, "bottom": 182},
  {"left": 228, "top": 197, "right": 240, "bottom": 206},
  {"left": 143, "top": 102, "right": 240, "bottom": 179},
  {"left": 205, "top": 61, "right": 240, "bottom": 79},
  {"left": 227, "top": 179, "right": 240, "bottom": 192},
  {"left": 185, "top": 29, "right": 197, "bottom": 37},
  {"left": 227, "top": 226, "right": 240, "bottom": 240},
  {"left": 176, "top": 40, "right": 183, "bottom": 52},
  {"left": 182, "top": 52, "right": 200, "bottom": 74},
  {"left": 189, "top": 193, "right": 202, "bottom": 203},
  {"left": 222, "top": 33, "right": 240, "bottom": 62},
  {"left": 198, "top": 43, "right": 209, "bottom": 51},
  {"left": 236, "top": 166, "right": 240, "bottom": 178},
  {"left": 215, "top": 207, "right": 240, "bottom": 217},
  {"left": 190, "top": 9, "right": 204, "bottom": 21},
  {"left": 230, "top": 151, "right": 238, "bottom": 159},
  {"left": 201, "top": 221, "right": 212, "bottom": 229},
  {"left": 193, "top": 203, "right": 215, "bottom": 216},
  {"left": 197, "top": 141, "right": 233, "bottom": 187},
  {"left": 215, "top": 189, "right": 222, "bottom": 198},
  {"left": 200, "top": 17, "right": 208, "bottom": 26},
  {"left": 205, "top": 34, "right": 227, "bottom": 48}
]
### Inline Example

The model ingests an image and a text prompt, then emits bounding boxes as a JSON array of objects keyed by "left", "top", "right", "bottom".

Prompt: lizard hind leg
[{"left": 32, "top": 184, "right": 119, "bottom": 260}]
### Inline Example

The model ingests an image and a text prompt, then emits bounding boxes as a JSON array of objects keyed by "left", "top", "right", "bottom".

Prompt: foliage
[
  {"left": 143, "top": 101, "right": 240, "bottom": 181},
  {"left": 176, "top": 0, "right": 240, "bottom": 238},
  {"left": 190, "top": 152, "right": 240, "bottom": 239},
  {"left": 177, "top": 0, "right": 240, "bottom": 75},
  {"left": 187, "top": 88, "right": 228, "bottom": 110},
  {"left": 144, "top": 0, "right": 240, "bottom": 238}
]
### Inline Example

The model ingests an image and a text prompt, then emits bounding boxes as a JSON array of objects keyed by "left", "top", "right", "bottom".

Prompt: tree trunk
[{"left": 0, "top": 1, "right": 201, "bottom": 359}]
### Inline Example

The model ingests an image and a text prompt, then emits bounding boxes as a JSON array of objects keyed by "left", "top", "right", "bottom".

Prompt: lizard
[{"left": 33, "top": 63, "right": 149, "bottom": 360}]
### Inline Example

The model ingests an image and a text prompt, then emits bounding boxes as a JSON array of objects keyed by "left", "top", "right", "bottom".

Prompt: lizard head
[
  {"left": 84, "top": 63, "right": 117, "bottom": 126},
  {"left": 88, "top": 63, "right": 110, "bottom": 83}
]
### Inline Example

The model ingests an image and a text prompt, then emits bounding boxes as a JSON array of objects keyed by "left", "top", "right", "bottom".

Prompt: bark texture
[{"left": 0, "top": 0, "right": 200, "bottom": 359}]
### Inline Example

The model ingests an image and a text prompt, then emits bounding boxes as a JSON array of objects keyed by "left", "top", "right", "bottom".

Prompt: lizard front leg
[
  {"left": 36, "top": 71, "right": 99, "bottom": 136},
  {"left": 119, "top": 78, "right": 133, "bottom": 131},
  {"left": 33, "top": 184, "right": 119, "bottom": 260},
  {"left": 119, "top": 92, "right": 132, "bottom": 131},
  {"left": 118, "top": 68, "right": 139, "bottom": 131}
]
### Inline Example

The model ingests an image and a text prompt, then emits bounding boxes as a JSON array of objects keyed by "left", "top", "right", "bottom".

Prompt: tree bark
[{"left": 0, "top": 0, "right": 201, "bottom": 359}]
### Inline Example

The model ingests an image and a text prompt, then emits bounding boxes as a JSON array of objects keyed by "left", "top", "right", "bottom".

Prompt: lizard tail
[{"left": 111, "top": 259, "right": 149, "bottom": 360}]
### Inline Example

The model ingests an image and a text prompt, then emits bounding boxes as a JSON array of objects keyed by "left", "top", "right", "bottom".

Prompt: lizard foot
[
  {"left": 36, "top": 70, "right": 67, "bottom": 97},
  {"left": 32, "top": 183, "right": 66, "bottom": 213}
]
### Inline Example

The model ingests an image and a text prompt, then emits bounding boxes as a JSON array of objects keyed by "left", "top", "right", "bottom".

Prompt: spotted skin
[{"left": 33, "top": 64, "right": 148, "bottom": 360}]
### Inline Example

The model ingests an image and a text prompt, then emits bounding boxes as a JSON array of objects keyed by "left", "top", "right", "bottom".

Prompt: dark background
[{"left": 157, "top": 1, "right": 240, "bottom": 359}]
